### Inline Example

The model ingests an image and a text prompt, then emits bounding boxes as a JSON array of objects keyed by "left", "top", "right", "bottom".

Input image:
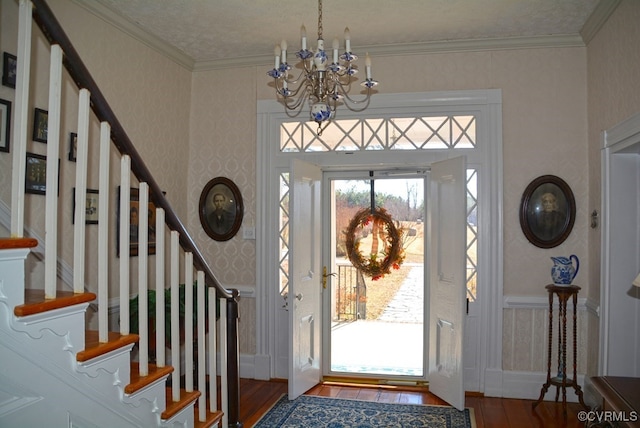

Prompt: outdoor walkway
[
  {"left": 378, "top": 265, "right": 423, "bottom": 323},
  {"left": 331, "top": 265, "right": 425, "bottom": 376}
]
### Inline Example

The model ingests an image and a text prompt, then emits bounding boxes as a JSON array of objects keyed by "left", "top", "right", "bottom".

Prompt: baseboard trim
[{"left": 485, "top": 370, "right": 586, "bottom": 403}]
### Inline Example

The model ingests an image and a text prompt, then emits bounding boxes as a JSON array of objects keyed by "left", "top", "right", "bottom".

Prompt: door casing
[{"left": 256, "top": 89, "right": 504, "bottom": 395}]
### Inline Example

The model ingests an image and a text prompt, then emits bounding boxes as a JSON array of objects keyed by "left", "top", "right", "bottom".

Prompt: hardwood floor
[{"left": 238, "top": 378, "right": 586, "bottom": 428}]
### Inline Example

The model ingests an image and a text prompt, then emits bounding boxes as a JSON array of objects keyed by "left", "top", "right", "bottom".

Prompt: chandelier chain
[{"left": 317, "top": 0, "right": 323, "bottom": 40}]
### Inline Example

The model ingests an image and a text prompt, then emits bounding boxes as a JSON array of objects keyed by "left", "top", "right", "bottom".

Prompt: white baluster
[
  {"left": 138, "top": 183, "right": 149, "bottom": 376},
  {"left": 185, "top": 253, "right": 194, "bottom": 392},
  {"left": 10, "top": 0, "right": 32, "bottom": 237},
  {"left": 98, "top": 122, "right": 111, "bottom": 342},
  {"left": 197, "top": 271, "right": 206, "bottom": 422},
  {"left": 155, "top": 208, "right": 166, "bottom": 366},
  {"left": 44, "top": 45, "right": 62, "bottom": 299},
  {"left": 119, "top": 156, "right": 131, "bottom": 335},
  {"left": 73, "top": 89, "right": 90, "bottom": 295},
  {"left": 220, "top": 297, "right": 228, "bottom": 427},
  {"left": 209, "top": 288, "right": 218, "bottom": 414},
  {"left": 171, "top": 231, "right": 180, "bottom": 401}
]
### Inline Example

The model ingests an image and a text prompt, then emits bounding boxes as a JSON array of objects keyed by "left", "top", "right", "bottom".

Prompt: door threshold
[{"left": 322, "top": 376, "right": 429, "bottom": 391}]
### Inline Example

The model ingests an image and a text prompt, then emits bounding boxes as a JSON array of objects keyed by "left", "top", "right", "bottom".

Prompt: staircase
[{"left": 0, "top": 1, "right": 241, "bottom": 426}]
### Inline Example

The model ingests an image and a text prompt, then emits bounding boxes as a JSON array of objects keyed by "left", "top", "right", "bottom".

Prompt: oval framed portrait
[
  {"left": 519, "top": 175, "right": 575, "bottom": 249},
  {"left": 199, "top": 177, "right": 243, "bottom": 241}
]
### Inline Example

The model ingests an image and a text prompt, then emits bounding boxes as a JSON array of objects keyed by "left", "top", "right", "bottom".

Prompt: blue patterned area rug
[{"left": 254, "top": 394, "right": 476, "bottom": 427}]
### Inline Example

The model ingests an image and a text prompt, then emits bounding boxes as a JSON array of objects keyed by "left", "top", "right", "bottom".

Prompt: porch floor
[
  {"left": 331, "top": 266, "right": 424, "bottom": 377},
  {"left": 331, "top": 320, "right": 423, "bottom": 376}
]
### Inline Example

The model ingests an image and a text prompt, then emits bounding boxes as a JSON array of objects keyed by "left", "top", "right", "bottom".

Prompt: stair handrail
[
  {"left": 29, "top": 0, "right": 233, "bottom": 301},
  {"left": 28, "top": 1, "right": 242, "bottom": 426}
]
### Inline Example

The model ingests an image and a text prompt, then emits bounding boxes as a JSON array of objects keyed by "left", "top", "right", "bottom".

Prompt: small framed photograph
[
  {"left": 519, "top": 175, "right": 576, "bottom": 248},
  {"left": 198, "top": 177, "right": 244, "bottom": 241},
  {"left": 68, "top": 132, "right": 78, "bottom": 161},
  {"left": 2, "top": 52, "right": 16, "bottom": 88},
  {"left": 73, "top": 188, "right": 99, "bottom": 224},
  {"left": 0, "top": 98, "right": 11, "bottom": 153},
  {"left": 117, "top": 186, "right": 157, "bottom": 257},
  {"left": 25, "top": 152, "right": 48, "bottom": 194},
  {"left": 33, "top": 108, "right": 48, "bottom": 143}
]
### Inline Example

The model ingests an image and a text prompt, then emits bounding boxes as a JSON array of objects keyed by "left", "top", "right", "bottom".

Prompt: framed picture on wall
[
  {"left": 68, "top": 132, "right": 78, "bottom": 161},
  {"left": 198, "top": 177, "right": 243, "bottom": 242},
  {"left": 0, "top": 98, "right": 11, "bottom": 153},
  {"left": 33, "top": 108, "right": 48, "bottom": 143},
  {"left": 519, "top": 175, "right": 576, "bottom": 248},
  {"left": 2, "top": 52, "right": 16, "bottom": 88},
  {"left": 73, "top": 188, "right": 99, "bottom": 224},
  {"left": 25, "top": 152, "right": 48, "bottom": 194},
  {"left": 116, "top": 186, "right": 157, "bottom": 257}
]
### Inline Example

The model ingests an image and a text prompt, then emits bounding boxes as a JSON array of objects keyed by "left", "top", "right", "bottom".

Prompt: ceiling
[{"left": 73, "top": 0, "right": 614, "bottom": 70}]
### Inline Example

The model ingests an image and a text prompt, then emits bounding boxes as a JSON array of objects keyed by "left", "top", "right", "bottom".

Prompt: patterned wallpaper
[
  {"left": 3, "top": 0, "right": 638, "bottom": 370},
  {"left": 188, "top": 68, "right": 257, "bottom": 287},
  {"left": 585, "top": 0, "right": 640, "bottom": 376}
]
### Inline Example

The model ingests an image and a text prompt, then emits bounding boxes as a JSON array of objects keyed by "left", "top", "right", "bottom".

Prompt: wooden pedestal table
[{"left": 533, "top": 284, "right": 589, "bottom": 417}]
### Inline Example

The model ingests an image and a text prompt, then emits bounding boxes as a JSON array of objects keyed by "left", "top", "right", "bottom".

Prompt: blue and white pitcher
[{"left": 550, "top": 255, "right": 579, "bottom": 285}]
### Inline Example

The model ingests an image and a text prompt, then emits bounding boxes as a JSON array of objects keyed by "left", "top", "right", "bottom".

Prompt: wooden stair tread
[
  {"left": 14, "top": 289, "right": 96, "bottom": 316},
  {"left": 0, "top": 237, "right": 38, "bottom": 250},
  {"left": 194, "top": 407, "right": 223, "bottom": 428},
  {"left": 125, "top": 362, "right": 174, "bottom": 395},
  {"left": 162, "top": 387, "right": 201, "bottom": 420},
  {"left": 77, "top": 330, "right": 139, "bottom": 362}
]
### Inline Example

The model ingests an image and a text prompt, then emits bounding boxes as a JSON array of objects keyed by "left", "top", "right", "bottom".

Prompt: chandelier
[{"left": 267, "top": 0, "right": 378, "bottom": 135}]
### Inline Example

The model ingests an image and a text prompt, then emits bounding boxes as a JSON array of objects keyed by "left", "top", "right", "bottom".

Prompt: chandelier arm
[
  {"left": 334, "top": 82, "right": 374, "bottom": 111},
  {"left": 283, "top": 68, "right": 308, "bottom": 85},
  {"left": 275, "top": 77, "right": 308, "bottom": 100},
  {"left": 281, "top": 85, "right": 312, "bottom": 114}
]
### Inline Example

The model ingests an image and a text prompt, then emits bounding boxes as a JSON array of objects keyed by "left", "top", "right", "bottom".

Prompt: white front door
[
  {"left": 289, "top": 159, "right": 323, "bottom": 399},
  {"left": 428, "top": 156, "right": 467, "bottom": 410}
]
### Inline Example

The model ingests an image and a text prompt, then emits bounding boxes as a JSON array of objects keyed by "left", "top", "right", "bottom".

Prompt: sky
[{"left": 335, "top": 177, "right": 424, "bottom": 204}]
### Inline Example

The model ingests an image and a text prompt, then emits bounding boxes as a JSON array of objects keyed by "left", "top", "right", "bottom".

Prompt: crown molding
[
  {"left": 194, "top": 34, "right": 587, "bottom": 72},
  {"left": 580, "top": 0, "right": 622, "bottom": 45},
  {"left": 72, "top": 0, "right": 194, "bottom": 70},
  {"left": 72, "top": 0, "right": 592, "bottom": 73}
]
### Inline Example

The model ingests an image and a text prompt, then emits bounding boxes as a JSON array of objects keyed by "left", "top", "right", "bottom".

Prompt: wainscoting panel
[{"left": 502, "top": 296, "right": 596, "bottom": 374}]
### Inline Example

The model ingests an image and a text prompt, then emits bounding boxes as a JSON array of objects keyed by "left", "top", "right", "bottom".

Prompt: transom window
[
  {"left": 277, "top": 114, "right": 479, "bottom": 302},
  {"left": 280, "top": 115, "right": 476, "bottom": 152}
]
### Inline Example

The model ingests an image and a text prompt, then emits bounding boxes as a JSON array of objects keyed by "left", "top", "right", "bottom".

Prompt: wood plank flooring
[{"left": 239, "top": 378, "right": 586, "bottom": 428}]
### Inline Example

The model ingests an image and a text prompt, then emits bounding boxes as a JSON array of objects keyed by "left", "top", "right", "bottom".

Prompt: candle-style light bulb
[
  {"left": 365, "top": 52, "right": 372, "bottom": 79},
  {"left": 344, "top": 27, "right": 351, "bottom": 52},
  {"left": 274, "top": 44, "right": 280, "bottom": 69},
  {"left": 332, "top": 38, "right": 339, "bottom": 63},
  {"left": 301, "top": 25, "right": 307, "bottom": 50},
  {"left": 280, "top": 40, "right": 287, "bottom": 64}
]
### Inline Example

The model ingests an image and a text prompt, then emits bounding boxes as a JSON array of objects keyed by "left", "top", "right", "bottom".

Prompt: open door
[
  {"left": 428, "top": 156, "right": 467, "bottom": 410},
  {"left": 289, "top": 159, "right": 323, "bottom": 399}
]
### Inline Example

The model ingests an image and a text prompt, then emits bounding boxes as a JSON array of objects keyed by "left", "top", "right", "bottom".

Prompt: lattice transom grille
[{"left": 280, "top": 115, "right": 476, "bottom": 152}]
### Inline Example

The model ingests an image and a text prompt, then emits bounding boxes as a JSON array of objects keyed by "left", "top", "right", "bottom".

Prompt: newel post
[{"left": 227, "top": 289, "right": 243, "bottom": 428}]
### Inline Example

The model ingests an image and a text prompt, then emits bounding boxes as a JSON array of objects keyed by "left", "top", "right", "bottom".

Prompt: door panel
[
  {"left": 289, "top": 159, "right": 322, "bottom": 399},
  {"left": 428, "top": 156, "right": 466, "bottom": 410}
]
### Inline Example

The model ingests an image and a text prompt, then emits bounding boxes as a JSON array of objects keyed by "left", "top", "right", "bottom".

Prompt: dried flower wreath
[{"left": 345, "top": 207, "right": 405, "bottom": 280}]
